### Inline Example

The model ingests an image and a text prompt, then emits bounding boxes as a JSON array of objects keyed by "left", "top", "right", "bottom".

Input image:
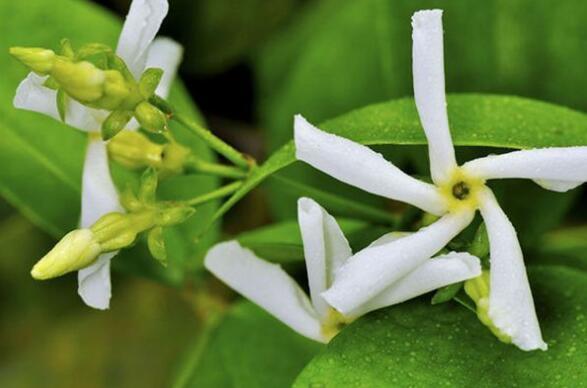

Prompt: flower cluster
[
  {"left": 205, "top": 10, "right": 587, "bottom": 351},
  {"left": 11, "top": 0, "right": 182, "bottom": 309},
  {"left": 10, "top": 0, "right": 587, "bottom": 353}
]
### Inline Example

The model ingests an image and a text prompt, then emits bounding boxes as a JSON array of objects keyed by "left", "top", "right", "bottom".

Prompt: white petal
[
  {"left": 294, "top": 115, "right": 446, "bottom": 215},
  {"left": 412, "top": 10, "right": 457, "bottom": 184},
  {"left": 77, "top": 252, "right": 116, "bottom": 310},
  {"left": 80, "top": 137, "right": 123, "bottom": 228},
  {"left": 14, "top": 73, "right": 60, "bottom": 119},
  {"left": 350, "top": 252, "right": 481, "bottom": 317},
  {"left": 65, "top": 100, "right": 106, "bottom": 132},
  {"left": 205, "top": 241, "right": 324, "bottom": 342},
  {"left": 533, "top": 179, "right": 582, "bottom": 192},
  {"left": 144, "top": 37, "right": 183, "bottom": 98},
  {"left": 322, "top": 211, "right": 474, "bottom": 315},
  {"left": 463, "top": 147, "right": 587, "bottom": 190},
  {"left": 298, "top": 197, "right": 352, "bottom": 319},
  {"left": 479, "top": 189, "right": 547, "bottom": 351},
  {"left": 116, "top": 0, "right": 169, "bottom": 78}
]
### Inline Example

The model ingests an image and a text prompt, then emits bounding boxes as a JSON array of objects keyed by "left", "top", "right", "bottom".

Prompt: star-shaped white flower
[
  {"left": 13, "top": 0, "right": 183, "bottom": 309},
  {"left": 294, "top": 9, "right": 587, "bottom": 351},
  {"left": 205, "top": 197, "right": 481, "bottom": 342}
]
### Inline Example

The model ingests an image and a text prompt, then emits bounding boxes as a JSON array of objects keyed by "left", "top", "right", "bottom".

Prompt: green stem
[
  {"left": 150, "top": 95, "right": 251, "bottom": 170},
  {"left": 186, "top": 181, "right": 243, "bottom": 207},
  {"left": 185, "top": 155, "right": 247, "bottom": 179}
]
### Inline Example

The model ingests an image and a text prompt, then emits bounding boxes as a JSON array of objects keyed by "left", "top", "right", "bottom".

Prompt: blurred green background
[{"left": 2, "top": 0, "right": 587, "bottom": 386}]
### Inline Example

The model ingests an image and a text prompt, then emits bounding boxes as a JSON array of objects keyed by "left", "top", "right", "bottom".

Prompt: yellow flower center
[
  {"left": 438, "top": 168, "right": 486, "bottom": 213},
  {"left": 321, "top": 308, "right": 352, "bottom": 342}
]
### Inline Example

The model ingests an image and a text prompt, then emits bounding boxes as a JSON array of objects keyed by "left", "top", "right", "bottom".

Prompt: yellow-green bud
[
  {"left": 147, "top": 226, "right": 167, "bottom": 267},
  {"left": 160, "top": 142, "right": 190, "bottom": 177},
  {"left": 464, "top": 271, "right": 511, "bottom": 344},
  {"left": 101, "top": 111, "right": 133, "bottom": 140},
  {"left": 139, "top": 68, "right": 163, "bottom": 98},
  {"left": 158, "top": 206, "right": 195, "bottom": 226},
  {"left": 51, "top": 58, "right": 106, "bottom": 103},
  {"left": 134, "top": 101, "right": 167, "bottom": 133},
  {"left": 90, "top": 212, "right": 151, "bottom": 251},
  {"left": 31, "top": 229, "right": 102, "bottom": 280},
  {"left": 9, "top": 47, "right": 56, "bottom": 75},
  {"left": 107, "top": 131, "right": 165, "bottom": 170}
]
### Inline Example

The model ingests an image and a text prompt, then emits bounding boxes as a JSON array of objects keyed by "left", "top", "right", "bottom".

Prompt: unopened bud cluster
[
  {"left": 31, "top": 169, "right": 195, "bottom": 280},
  {"left": 10, "top": 41, "right": 168, "bottom": 138}
]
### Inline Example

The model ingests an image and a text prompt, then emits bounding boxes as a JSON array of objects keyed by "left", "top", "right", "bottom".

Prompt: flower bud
[
  {"left": 158, "top": 206, "right": 195, "bottom": 226},
  {"left": 51, "top": 58, "right": 106, "bottom": 103},
  {"left": 101, "top": 110, "right": 133, "bottom": 140},
  {"left": 31, "top": 229, "right": 102, "bottom": 280},
  {"left": 9, "top": 47, "right": 56, "bottom": 75},
  {"left": 90, "top": 212, "right": 147, "bottom": 251},
  {"left": 464, "top": 271, "right": 511, "bottom": 344},
  {"left": 134, "top": 101, "right": 167, "bottom": 133},
  {"left": 107, "top": 131, "right": 165, "bottom": 170},
  {"left": 160, "top": 142, "right": 190, "bottom": 177},
  {"left": 147, "top": 227, "right": 167, "bottom": 267},
  {"left": 139, "top": 68, "right": 163, "bottom": 98}
]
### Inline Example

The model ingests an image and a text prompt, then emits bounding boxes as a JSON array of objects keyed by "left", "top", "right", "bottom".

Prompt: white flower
[
  {"left": 13, "top": 0, "right": 183, "bottom": 309},
  {"left": 294, "top": 9, "right": 587, "bottom": 351},
  {"left": 205, "top": 197, "right": 481, "bottom": 343}
]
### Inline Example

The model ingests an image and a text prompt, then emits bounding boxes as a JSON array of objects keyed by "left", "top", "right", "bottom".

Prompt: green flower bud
[
  {"left": 107, "top": 131, "right": 165, "bottom": 170},
  {"left": 90, "top": 212, "right": 150, "bottom": 251},
  {"left": 139, "top": 68, "right": 163, "bottom": 98},
  {"left": 51, "top": 58, "right": 106, "bottom": 103},
  {"left": 138, "top": 168, "right": 158, "bottom": 204},
  {"left": 101, "top": 110, "right": 133, "bottom": 140},
  {"left": 147, "top": 226, "right": 167, "bottom": 267},
  {"left": 160, "top": 142, "right": 190, "bottom": 177},
  {"left": 134, "top": 101, "right": 167, "bottom": 133},
  {"left": 158, "top": 206, "right": 195, "bottom": 226},
  {"left": 31, "top": 229, "right": 102, "bottom": 280},
  {"left": 464, "top": 271, "right": 512, "bottom": 344},
  {"left": 9, "top": 47, "right": 56, "bottom": 75}
]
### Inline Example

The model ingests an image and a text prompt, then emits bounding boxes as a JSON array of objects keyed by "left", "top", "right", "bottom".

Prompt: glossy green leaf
[
  {"left": 165, "top": 0, "right": 299, "bottom": 73},
  {"left": 295, "top": 266, "right": 587, "bottom": 387},
  {"left": 538, "top": 225, "right": 587, "bottom": 272},
  {"left": 211, "top": 94, "right": 587, "bottom": 224},
  {"left": 174, "top": 301, "right": 321, "bottom": 388},
  {"left": 0, "top": 0, "right": 217, "bottom": 280},
  {"left": 255, "top": 0, "right": 587, "bottom": 151}
]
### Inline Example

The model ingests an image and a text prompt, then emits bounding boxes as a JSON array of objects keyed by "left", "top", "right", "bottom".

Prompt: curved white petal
[
  {"left": 412, "top": 10, "right": 457, "bottom": 184},
  {"left": 298, "top": 197, "right": 352, "bottom": 319},
  {"left": 65, "top": 100, "right": 106, "bottom": 132},
  {"left": 77, "top": 252, "right": 116, "bottom": 310},
  {"left": 144, "top": 37, "right": 183, "bottom": 98},
  {"left": 205, "top": 241, "right": 324, "bottom": 342},
  {"left": 322, "top": 211, "right": 474, "bottom": 315},
  {"left": 479, "top": 189, "right": 547, "bottom": 351},
  {"left": 463, "top": 147, "right": 587, "bottom": 189},
  {"left": 294, "top": 115, "right": 446, "bottom": 215},
  {"left": 14, "top": 73, "right": 60, "bottom": 119},
  {"left": 80, "top": 137, "right": 123, "bottom": 227},
  {"left": 116, "top": 0, "right": 169, "bottom": 78},
  {"left": 533, "top": 179, "right": 582, "bottom": 192},
  {"left": 350, "top": 252, "right": 481, "bottom": 317}
]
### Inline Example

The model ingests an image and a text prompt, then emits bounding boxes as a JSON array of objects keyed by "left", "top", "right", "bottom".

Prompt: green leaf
[
  {"left": 294, "top": 266, "right": 587, "bottom": 387},
  {"left": 538, "top": 225, "right": 587, "bottom": 272},
  {"left": 211, "top": 94, "right": 587, "bottom": 224},
  {"left": 166, "top": 0, "right": 299, "bottom": 73},
  {"left": 255, "top": 0, "right": 587, "bottom": 151},
  {"left": 237, "top": 218, "right": 389, "bottom": 264},
  {"left": 0, "top": 0, "right": 217, "bottom": 280},
  {"left": 173, "top": 301, "right": 321, "bottom": 388}
]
